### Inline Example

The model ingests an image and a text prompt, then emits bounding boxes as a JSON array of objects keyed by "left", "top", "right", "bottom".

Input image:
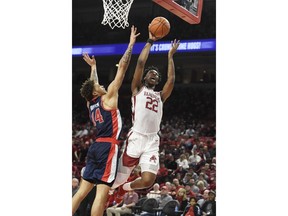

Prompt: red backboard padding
[{"left": 152, "top": 0, "right": 203, "bottom": 24}]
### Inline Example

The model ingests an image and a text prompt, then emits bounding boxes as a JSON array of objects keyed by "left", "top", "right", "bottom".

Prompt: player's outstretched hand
[
  {"left": 169, "top": 39, "right": 180, "bottom": 56},
  {"left": 82, "top": 53, "right": 96, "bottom": 67},
  {"left": 129, "top": 25, "right": 140, "bottom": 46}
]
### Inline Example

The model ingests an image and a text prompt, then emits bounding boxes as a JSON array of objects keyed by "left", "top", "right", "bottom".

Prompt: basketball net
[{"left": 101, "top": 0, "right": 134, "bottom": 29}]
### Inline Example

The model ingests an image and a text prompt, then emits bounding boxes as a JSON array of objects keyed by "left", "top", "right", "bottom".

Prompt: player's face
[
  {"left": 145, "top": 70, "right": 160, "bottom": 85},
  {"left": 93, "top": 83, "right": 107, "bottom": 96}
]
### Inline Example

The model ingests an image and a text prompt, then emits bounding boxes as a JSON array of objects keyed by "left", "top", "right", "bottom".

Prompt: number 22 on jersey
[{"left": 145, "top": 96, "right": 158, "bottom": 113}]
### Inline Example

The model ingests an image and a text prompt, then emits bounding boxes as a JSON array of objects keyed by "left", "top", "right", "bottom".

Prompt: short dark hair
[
  {"left": 190, "top": 196, "right": 198, "bottom": 202},
  {"left": 142, "top": 66, "right": 161, "bottom": 83},
  {"left": 80, "top": 79, "right": 95, "bottom": 101}
]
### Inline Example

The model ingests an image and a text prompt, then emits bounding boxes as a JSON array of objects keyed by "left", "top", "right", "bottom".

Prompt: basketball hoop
[{"left": 101, "top": 0, "right": 134, "bottom": 29}]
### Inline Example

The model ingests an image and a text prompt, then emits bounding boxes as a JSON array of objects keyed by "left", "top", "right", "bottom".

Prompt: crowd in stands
[{"left": 72, "top": 85, "right": 216, "bottom": 215}]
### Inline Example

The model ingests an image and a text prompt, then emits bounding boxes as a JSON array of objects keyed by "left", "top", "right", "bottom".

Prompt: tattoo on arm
[
  {"left": 90, "top": 67, "right": 99, "bottom": 83},
  {"left": 122, "top": 46, "right": 132, "bottom": 64}
]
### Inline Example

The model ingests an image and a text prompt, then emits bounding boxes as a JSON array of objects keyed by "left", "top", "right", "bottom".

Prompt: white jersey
[{"left": 131, "top": 86, "right": 163, "bottom": 134}]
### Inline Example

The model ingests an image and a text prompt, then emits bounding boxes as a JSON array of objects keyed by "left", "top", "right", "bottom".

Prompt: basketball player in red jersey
[
  {"left": 72, "top": 26, "right": 140, "bottom": 216},
  {"left": 111, "top": 26, "right": 180, "bottom": 195}
]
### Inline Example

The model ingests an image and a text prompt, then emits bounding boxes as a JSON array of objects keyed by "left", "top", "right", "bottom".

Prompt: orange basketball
[{"left": 149, "top": 17, "right": 170, "bottom": 39}]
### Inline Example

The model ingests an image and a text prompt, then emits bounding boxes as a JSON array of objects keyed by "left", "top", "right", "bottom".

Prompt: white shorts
[{"left": 121, "top": 130, "right": 160, "bottom": 174}]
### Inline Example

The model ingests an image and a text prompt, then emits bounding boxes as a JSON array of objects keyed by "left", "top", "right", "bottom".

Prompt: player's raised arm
[
  {"left": 131, "top": 25, "right": 158, "bottom": 95},
  {"left": 81, "top": 53, "right": 100, "bottom": 108},
  {"left": 83, "top": 53, "right": 99, "bottom": 84},
  {"left": 106, "top": 25, "right": 139, "bottom": 98},
  {"left": 161, "top": 39, "right": 180, "bottom": 102}
]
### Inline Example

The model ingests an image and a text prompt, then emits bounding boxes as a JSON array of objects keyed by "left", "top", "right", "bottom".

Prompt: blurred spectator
[
  {"left": 201, "top": 145, "right": 211, "bottom": 163},
  {"left": 183, "top": 172, "right": 193, "bottom": 185},
  {"left": 165, "top": 181, "right": 172, "bottom": 191},
  {"left": 202, "top": 163, "right": 211, "bottom": 178},
  {"left": 157, "top": 162, "right": 169, "bottom": 184},
  {"left": 175, "top": 173, "right": 183, "bottom": 185},
  {"left": 146, "top": 183, "right": 161, "bottom": 199},
  {"left": 164, "top": 154, "right": 178, "bottom": 179},
  {"left": 176, "top": 188, "right": 189, "bottom": 211},
  {"left": 74, "top": 125, "right": 89, "bottom": 138},
  {"left": 78, "top": 141, "right": 89, "bottom": 163},
  {"left": 140, "top": 185, "right": 173, "bottom": 216},
  {"left": 72, "top": 177, "right": 80, "bottom": 197},
  {"left": 72, "top": 164, "right": 80, "bottom": 179},
  {"left": 184, "top": 196, "right": 202, "bottom": 216},
  {"left": 72, "top": 141, "right": 80, "bottom": 163},
  {"left": 196, "top": 180, "right": 207, "bottom": 195},
  {"left": 208, "top": 163, "right": 216, "bottom": 190},
  {"left": 184, "top": 184, "right": 196, "bottom": 201},
  {"left": 188, "top": 150, "right": 202, "bottom": 170},
  {"left": 176, "top": 153, "right": 190, "bottom": 170},
  {"left": 188, "top": 178, "right": 200, "bottom": 195},
  {"left": 157, "top": 186, "right": 173, "bottom": 208},
  {"left": 106, "top": 190, "right": 139, "bottom": 216},
  {"left": 197, "top": 173, "right": 209, "bottom": 188},
  {"left": 209, "top": 142, "right": 216, "bottom": 159},
  {"left": 169, "top": 183, "right": 177, "bottom": 199},
  {"left": 201, "top": 190, "right": 216, "bottom": 216},
  {"left": 173, "top": 178, "right": 184, "bottom": 192},
  {"left": 197, "top": 189, "right": 209, "bottom": 208},
  {"left": 188, "top": 167, "right": 199, "bottom": 181}
]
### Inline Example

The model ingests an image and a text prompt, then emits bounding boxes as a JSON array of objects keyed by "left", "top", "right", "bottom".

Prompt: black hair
[
  {"left": 142, "top": 66, "right": 161, "bottom": 83},
  {"left": 80, "top": 79, "right": 95, "bottom": 101}
]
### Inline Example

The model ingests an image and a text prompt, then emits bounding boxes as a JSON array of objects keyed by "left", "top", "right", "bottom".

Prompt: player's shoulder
[{"left": 132, "top": 85, "right": 145, "bottom": 96}]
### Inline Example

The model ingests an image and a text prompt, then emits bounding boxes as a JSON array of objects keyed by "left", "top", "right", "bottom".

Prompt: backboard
[{"left": 152, "top": 0, "right": 203, "bottom": 24}]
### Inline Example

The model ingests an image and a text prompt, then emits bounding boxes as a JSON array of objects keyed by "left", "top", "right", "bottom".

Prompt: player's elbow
[{"left": 137, "top": 59, "right": 145, "bottom": 67}]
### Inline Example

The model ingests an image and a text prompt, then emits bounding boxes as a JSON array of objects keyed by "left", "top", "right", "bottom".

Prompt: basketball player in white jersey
[{"left": 111, "top": 27, "right": 180, "bottom": 197}]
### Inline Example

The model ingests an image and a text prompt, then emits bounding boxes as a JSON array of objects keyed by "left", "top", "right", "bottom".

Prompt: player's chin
[
  {"left": 152, "top": 80, "right": 159, "bottom": 85},
  {"left": 101, "top": 89, "right": 108, "bottom": 95}
]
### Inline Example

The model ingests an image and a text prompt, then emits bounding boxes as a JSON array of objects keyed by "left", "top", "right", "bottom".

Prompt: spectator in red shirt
[
  {"left": 173, "top": 178, "right": 184, "bottom": 192},
  {"left": 184, "top": 184, "right": 196, "bottom": 201},
  {"left": 184, "top": 196, "right": 202, "bottom": 216},
  {"left": 169, "top": 183, "right": 177, "bottom": 199},
  {"left": 157, "top": 162, "right": 169, "bottom": 184}
]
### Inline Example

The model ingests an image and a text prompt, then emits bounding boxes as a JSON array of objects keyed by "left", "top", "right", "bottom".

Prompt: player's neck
[
  {"left": 91, "top": 95, "right": 100, "bottom": 101},
  {"left": 144, "top": 83, "right": 155, "bottom": 90}
]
